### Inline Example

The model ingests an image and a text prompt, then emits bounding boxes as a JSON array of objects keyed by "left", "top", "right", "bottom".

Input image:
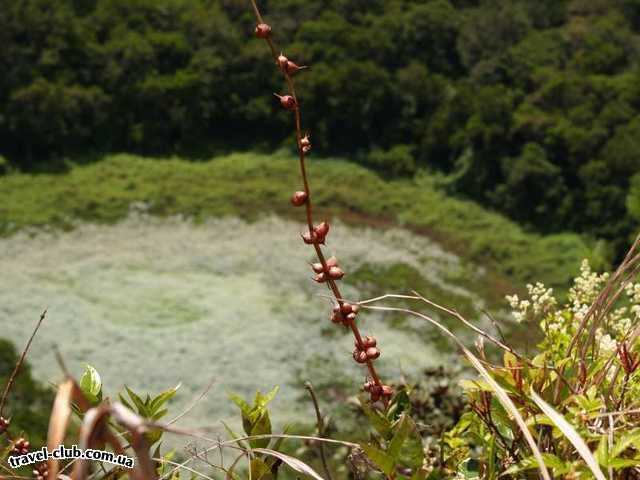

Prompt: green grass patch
[{"left": 0, "top": 152, "right": 606, "bottom": 291}]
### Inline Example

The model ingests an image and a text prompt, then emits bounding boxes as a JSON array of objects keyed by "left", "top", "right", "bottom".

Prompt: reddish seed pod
[
  {"left": 285, "top": 60, "right": 305, "bottom": 75},
  {"left": 366, "top": 347, "right": 380, "bottom": 360},
  {"left": 0, "top": 416, "right": 9, "bottom": 434},
  {"left": 33, "top": 463, "right": 48, "bottom": 480},
  {"left": 381, "top": 385, "right": 394, "bottom": 397},
  {"left": 314, "top": 221, "right": 330, "bottom": 240},
  {"left": 275, "top": 94, "right": 297, "bottom": 111},
  {"left": 255, "top": 23, "right": 272, "bottom": 38},
  {"left": 277, "top": 53, "right": 289, "bottom": 71},
  {"left": 356, "top": 350, "right": 369, "bottom": 364},
  {"left": 291, "top": 190, "right": 308, "bottom": 207},
  {"left": 311, "top": 262, "right": 324, "bottom": 274},
  {"left": 314, "top": 272, "right": 327, "bottom": 283},
  {"left": 301, "top": 231, "right": 318, "bottom": 245},
  {"left": 363, "top": 336, "right": 377, "bottom": 348},
  {"left": 328, "top": 266, "right": 344, "bottom": 280},
  {"left": 325, "top": 256, "right": 338, "bottom": 268},
  {"left": 12, "top": 438, "right": 29, "bottom": 455},
  {"left": 346, "top": 312, "right": 357, "bottom": 322},
  {"left": 341, "top": 303, "right": 353, "bottom": 315}
]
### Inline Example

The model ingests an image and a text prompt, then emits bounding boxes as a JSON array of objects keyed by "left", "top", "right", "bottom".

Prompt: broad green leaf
[
  {"left": 359, "top": 397, "right": 392, "bottom": 438},
  {"left": 361, "top": 443, "right": 395, "bottom": 477},
  {"left": 249, "top": 410, "right": 272, "bottom": 449},
  {"left": 79, "top": 364, "right": 102, "bottom": 403},
  {"left": 389, "top": 414, "right": 423, "bottom": 470}
]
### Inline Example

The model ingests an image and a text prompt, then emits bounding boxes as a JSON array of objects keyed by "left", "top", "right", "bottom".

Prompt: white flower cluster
[
  {"left": 506, "top": 259, "right": 639, "bottom": 354},
  {"left": 506, "top": 282, "right": 556, "bottom": 324}
]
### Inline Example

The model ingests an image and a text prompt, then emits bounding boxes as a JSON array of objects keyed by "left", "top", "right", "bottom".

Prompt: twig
[
  {"left": 304, "top": 382, "right": 333, "bottom": 480},
  {"left": 0, "top": 309, "right": 47, "bottom": 417},
  {"left": 168, "top": 379, "right": 215, "bottom": 425}
]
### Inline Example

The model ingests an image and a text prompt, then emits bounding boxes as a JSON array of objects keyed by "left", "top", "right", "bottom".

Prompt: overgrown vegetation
[{"left": 0, "top": 153, "right": 607, "bottom": 292}]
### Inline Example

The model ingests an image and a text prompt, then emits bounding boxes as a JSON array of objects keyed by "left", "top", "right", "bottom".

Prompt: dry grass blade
[
  {"left": 47, "top": 379, "right": 75, "bottom": 480},
  {"left": 0, "top": 309, "right": 47, "bottom": 417},
  {"left": 252, "top": 448, "right": 325, "bottom": 480},
  {"left": 72, "top": 404, "right": 127, "bottom": 480},
  {"left": 530, "top": 389, "right": 607, "bottom": 480},
  {"left": 362, "top": 304, "right": 552, "bottom": 480}
]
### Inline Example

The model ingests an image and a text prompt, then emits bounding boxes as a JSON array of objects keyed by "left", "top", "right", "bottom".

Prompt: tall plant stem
[{"left": 249, "top": 0, "right": 384, "bottom": 392}]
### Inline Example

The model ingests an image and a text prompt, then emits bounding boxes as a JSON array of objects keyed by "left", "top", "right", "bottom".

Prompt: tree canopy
[{"left": 2, "top": 0, "right": 640, "bottom": 254}]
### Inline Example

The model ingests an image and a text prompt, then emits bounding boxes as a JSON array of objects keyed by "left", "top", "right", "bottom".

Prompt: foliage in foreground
[
  {"left": 2, "top": 256, "right": 640, "bottom": 479},
  {"left": 0, "top": 152, "right": 608, "bottom": 292}
]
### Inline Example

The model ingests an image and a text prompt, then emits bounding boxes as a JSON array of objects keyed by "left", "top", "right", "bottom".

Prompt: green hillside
[{"left": 0, "top": 152, "right": 607, "bottom": 293}]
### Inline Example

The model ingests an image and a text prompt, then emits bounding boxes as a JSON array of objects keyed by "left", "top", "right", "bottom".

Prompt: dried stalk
[
  {"left": 248, "top": 0, "right": 387, "bottom": 398},
  {"left": 0, "top": 309, "right": 47, "bottom": 417}
]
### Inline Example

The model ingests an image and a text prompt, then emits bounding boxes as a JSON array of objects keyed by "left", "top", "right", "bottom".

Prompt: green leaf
[
  {"left": 254, "top": 386, "right": 279, "bottom": 408},
  {"left": 249, "top": 410, "right": 272, "bottom": 449},
  {"left": 361, "top": 443, "right": 395, "bottom": 477},
  {"left": 228, "top": 392, "right": 252, "bottom": 417},
  {"left": 359, "top": 396, "right": 392, "bottom": 438},
  {"left": 149, "top": 384, "right": 180, "bottom": 414},
  {"left": 388, "top": 413, "right": 424, "bottom": 470},
  {"left": 250, "top": 458, "right": 271, "bottom": 480},
  {"left": 596, "top": 435, "right": 609, "bottom": 467},
  {"left": 611, "top": 429, "right": 640, "bottom": 458},
  {"left": 221, "top": 421, "right": 249, "bottom": 450},
  {"left": 79, "top": 364, "right": 102, "bottom": 404},
  {"left": 502, "top": 453, "right": 568, "bottom": 476},
  {"left": 389, "top": 414, "right": 412, "bottom": 460},
  {"left": 125, "top": 386, "right": 149, "bottom": 416}
]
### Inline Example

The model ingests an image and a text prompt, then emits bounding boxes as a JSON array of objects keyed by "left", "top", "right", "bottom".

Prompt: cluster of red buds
[
  {"left": 300, "top": 134, "right": 311, "bottom": 154},
  {"left": 251, "top": 1, "right": 391, "bottom": 406},
  {"left": 353, "top": 336, "right": 380, "bottom": 364},
  {"left": 33, "top": 463, "right": 48, "bottom": 480},
  {"left": 617, "top": 342, "right": 640, "bottom": 375},
  {"left": 12, "top": 437, "right": 29, "bottom": 455},
  {"left": 312, "top": 256, "right": 344, "bottom": 283},
  {"left": 301, "top": 221, "right": 330, "bottom": 245},
  {"left": 0, "top": 416, "right": 9, "bottom": 434},
  {"left": 363, "top": 379, "right": 393, "bottom": 403},
  {"left": 330, "top": 302, "right": 360, "bottom": 326}
]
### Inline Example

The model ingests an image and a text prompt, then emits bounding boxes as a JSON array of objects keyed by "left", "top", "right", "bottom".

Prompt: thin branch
[
  {"left": 0, "top": 309, "right": 47, "bottom": 417},
  {"left": 304, "top": 382, "right": 333, "bottom": 480},
  {"left": 168, "top": 379, "right": 215, "bottom": 425}
]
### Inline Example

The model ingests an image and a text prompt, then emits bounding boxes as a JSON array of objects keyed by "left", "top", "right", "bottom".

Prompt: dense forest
[{"left": 3, "top": 0, "right": 640, "bottom": 254}]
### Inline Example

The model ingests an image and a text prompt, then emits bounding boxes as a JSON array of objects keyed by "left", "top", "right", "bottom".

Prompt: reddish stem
[{"left": 249, "top": 1, "right": 385, "bottom": 397}]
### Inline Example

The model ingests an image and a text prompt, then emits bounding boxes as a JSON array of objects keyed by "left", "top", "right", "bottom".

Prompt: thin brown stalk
[
  {"left": 248, "top": 0, "right": 385, "bottom": 394},
  {"left": 0, "top": 309, "right": 47, "bottom": 417},
  {"left": 304, "top": 382, "right": 333, "bottom": 480}
]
